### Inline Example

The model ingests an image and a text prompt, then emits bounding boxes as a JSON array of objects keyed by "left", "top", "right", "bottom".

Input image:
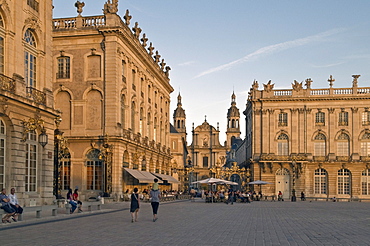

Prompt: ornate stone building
[
  {"left": 52, "top": 1, "right": 174, "bottom": 199},
  {"left": 169, "top": 92, "right": 245, "bottom": 191},
  {"left": 245, "top": 75, "right": 370, "bottom": 200},
  {"left": 0, "top": 0, "right": 58, "bottom": 206}
]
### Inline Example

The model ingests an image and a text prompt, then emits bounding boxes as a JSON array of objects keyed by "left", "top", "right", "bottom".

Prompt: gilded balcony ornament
[
  {"left": 26, "top": 87, "right": 46, "bottom": 105},
  {"left": 0, "top": 74, "right": 15, "bottom": 93},
  {"left": 21, "top": 115, "right": 48, "bottom": 147}
]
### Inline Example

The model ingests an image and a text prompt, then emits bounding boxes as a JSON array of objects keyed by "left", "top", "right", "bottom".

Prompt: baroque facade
[
  {"left": 244, "top": 76, "right": 370, "bottom": 200},
  {"left": 170, "top": 93, "right": 243, "bottom": 191},
  {"left": 52, "top": 1, "right": 174, "bottom": 199},
  {"left": 0, "top": 0, "right": 58, "bottom": 206}
]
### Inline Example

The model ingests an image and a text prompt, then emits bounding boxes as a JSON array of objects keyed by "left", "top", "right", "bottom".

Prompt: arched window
[
  {"left": 0, "top": 15, "right": 4, "bottom": 74},
  {"left": 153, "top": 117, "right": 157, "bottom": 142},
  {"left": 120, "top": 94, "right": 125, "bottom": 128},
  {"left": 337, "top": 133, "right": 350, "bottom": 156},
  {"left": 360, "top": 132, "right": 370, "bottom": 156},
  {"left": 147, "top": 112, "right": 151, "bottom": 139},
  {"left": 60, "top": 150, "right": 71, "bottom": 191},
  {"left": 314, "top": 168, "right": 327, "bottom": 194},
  {"left": 139, "top": 107, "right": 144, "bottom": 135},
  {"left": 362, "top": 169, "right": 370, "bottom": 195},
  {"left": 141, "top": 158, "right": 147, "bottom": 171},
  {"left": 0, "top": 119, "right": 5, "bottom": 188},
  {"left": 24, "top": 29, "right": 37, "bottom": 87},
  {"left": 277, "top": 133, "right": 289, "bottom": 155},
  {"left": 25, "top": 130, "right": 37, "bottom": 192},
  {"left": 86, "top": 149, "right": 103, "bottom": 190},
  {"left": 314, "top": 133, "right": 326, "bottom": 156},
  {"left": 338, "top": 168, "right": 351, "bottom": 195}
]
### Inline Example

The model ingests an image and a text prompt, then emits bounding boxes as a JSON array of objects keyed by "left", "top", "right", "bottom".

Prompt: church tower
[
  {"left": 226, "top": 92, "right": 241, "bottom": 147},
  {"left": 173, "top": 93, "right": 186, "bottom": 133}
]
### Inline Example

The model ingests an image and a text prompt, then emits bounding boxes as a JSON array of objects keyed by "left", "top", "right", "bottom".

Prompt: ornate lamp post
[
  {"left": 21, "top": 115, "right": 48, "bottom": 147},
  {"left": 185, "top": 159, "right": 194, "bottom": 193},
  {"left": 291, "top": 155, "right": 297, "bottom": 202}
]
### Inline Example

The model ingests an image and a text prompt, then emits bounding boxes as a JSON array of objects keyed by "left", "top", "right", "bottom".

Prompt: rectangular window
[
  {"left": 338, "top": 112, "right": 348, "bottom": 126},
  {"left": 25, "top": 52, "right": 37, "bottom": 87},
  {"left": 0, "top": 37, "right": 4, "bottom": 74},
  {"left": 362, "top": 112, "right": 370, "bottom": 125},
  {"left": 27, "top": 0, "right": 39, "bottom": 12},
  {"left": 61, "top": 160, "right": 71, "bottom": 190},
  {"left": 57, "top": 57, "right": 70, "bottom": 79},
  {"left": 122, "top": 60, "right": 126, "bottom": 83},
  {"left": 132, "top": 70, "right": 136, "bottom": 91},
  {"left": 0, "top": 138, "right": 5, "bottom": 188},
  {"left": 86, "top": 161, "right": 102, "bottom": 190},
  {"left": 314, "top": 142, "right": 325, "bottom": 156},
  {"left": 25, "top": 143, "right": 37, "bottom": 192},
  {"left": 278, "top": 142, "right": 288, "bottom": 155},
  {"left": 337, "top": 142, "right": 349, "bottom": 156},
  {"left": 314, "top": 176, "right": 327, "bottom": 194},
  {"left": 278, "top": 113, "right": 288, "bottom": 127},
  {"left": 338, "top": 176, "right": 350, "bottom": 194},
  {"left": 362, "top": 175, "right": 369, "bottom": 195},
  {"left": 315, "top": 112, "right": 325, "bottom": 126},
  {"left": 203, "top": 156, "right": 208, "bottom": 168},
  {"left": 361, "top": 142, "right": 370, "bottom": 156}
]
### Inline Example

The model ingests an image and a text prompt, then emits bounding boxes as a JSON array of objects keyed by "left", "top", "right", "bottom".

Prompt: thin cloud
[
  {"left": 193, "top": 28, "right": 346, "bottom": 79},
  {"left": 178, "top": 61, "right": 196, "bottom": 66},
  {"left": 311, "top": 62, "right": 345, "bottom": 68}
]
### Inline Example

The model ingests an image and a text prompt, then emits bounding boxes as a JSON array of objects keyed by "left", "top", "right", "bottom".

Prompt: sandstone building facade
[
  {"left": 245, "top": 76, "right": 370, "bottom": 200},
  {"left": 52, "top": 1, "right": 174, "bottom": 199},
  {"left": 0, "top": 0, "right": 58, "bottom": 206}
]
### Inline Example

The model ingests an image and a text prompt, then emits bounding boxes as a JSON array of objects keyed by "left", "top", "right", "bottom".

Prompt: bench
[
  {"left": 1, "top": 205, "right": 58, "bottom": 221},
  {"left": 65, "top": 201, "right": 101, "bottom": 213}
]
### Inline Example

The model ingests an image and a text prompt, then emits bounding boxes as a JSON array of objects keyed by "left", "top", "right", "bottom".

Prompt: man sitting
[{"left": 0, "top": 188, "right": 16, "bottom": 223}]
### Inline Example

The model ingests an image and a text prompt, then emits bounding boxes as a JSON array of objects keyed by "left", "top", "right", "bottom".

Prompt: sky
[{"left": 53, "top": 0, "right": 370, "bottom": 144}]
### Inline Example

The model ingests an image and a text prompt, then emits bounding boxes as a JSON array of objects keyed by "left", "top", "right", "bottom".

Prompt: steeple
[
  {"left": 226, "top": 91, "right": 240, "bottom": 147},
  {"left": 173, "top": 93, "right": 186, "bottom": 133}
]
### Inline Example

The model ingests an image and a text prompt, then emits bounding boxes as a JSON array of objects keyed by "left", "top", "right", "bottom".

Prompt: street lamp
[
  {"left": 21, "top": 116, "right": 49, "bottom": 147},
  {"left": 291, "top": 160, "right": 297, "bottom": 202}
]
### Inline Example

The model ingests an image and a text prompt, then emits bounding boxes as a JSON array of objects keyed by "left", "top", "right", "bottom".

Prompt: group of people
[
  {"left": 130, "top": 178, "right": 161, "bottom": 223},
  {"left": 0, "top": 188, "right": 23, "bottom": 223},
  {"left": 66, "top": 188, "right": 83, "bottom": 214}
]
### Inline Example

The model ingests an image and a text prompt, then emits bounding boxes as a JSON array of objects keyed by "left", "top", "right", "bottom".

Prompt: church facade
[{"left": 245, "top": 76, "right": 370, "bottom": 200}]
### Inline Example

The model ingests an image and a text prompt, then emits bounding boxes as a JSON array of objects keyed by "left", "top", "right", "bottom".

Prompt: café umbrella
[
  {"left": 192, "top": 178, "right": 238, "bottom": 203},
  {"left": 248, "top": 180, "right": 271, "bottom": 185}
]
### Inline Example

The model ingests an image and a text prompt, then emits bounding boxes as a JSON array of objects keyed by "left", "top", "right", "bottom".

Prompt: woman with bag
[{"left": 130, "top": 187, "right": 140, "bottom": 222}]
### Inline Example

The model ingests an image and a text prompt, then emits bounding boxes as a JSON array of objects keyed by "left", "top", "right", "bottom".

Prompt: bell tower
[
  {"left": 226, "top": 91, "right": 240, "bottom": 147},
  {"left": 173, "top": 93, "right": 186, "bottom": 134}
]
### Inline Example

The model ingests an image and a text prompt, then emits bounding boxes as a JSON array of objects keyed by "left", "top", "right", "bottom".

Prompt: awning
[
  {"left": 151, "top": 173, "right": 180, "bottom": 184},
  {"left": 124, "top": 168, "right": 163, "bottom": 183}
]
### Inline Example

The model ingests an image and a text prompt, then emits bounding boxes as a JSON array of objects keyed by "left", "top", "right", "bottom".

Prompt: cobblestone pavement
[{"left": 1, "top": 199, "right": 370, "bottom": 246}]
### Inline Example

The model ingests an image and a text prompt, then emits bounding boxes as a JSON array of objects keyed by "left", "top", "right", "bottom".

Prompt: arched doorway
[{"left": 276, "top": 168, "right": 290, "bottom": 199}]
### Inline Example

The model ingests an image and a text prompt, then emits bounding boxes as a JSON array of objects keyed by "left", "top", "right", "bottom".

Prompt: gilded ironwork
[
  {"left": 26, "top": 87, "right": 46, "bottom": 105},
  {"left": 20, "top": 115, "right": 45, "bottom": 142},
  {"left": 0, "top": 74, "right": 16, "bottom": 93}
]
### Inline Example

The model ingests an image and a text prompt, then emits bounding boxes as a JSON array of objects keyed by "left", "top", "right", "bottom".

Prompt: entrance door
[{"left": 276, "top": 168, "right": 290, "bottom": 199}]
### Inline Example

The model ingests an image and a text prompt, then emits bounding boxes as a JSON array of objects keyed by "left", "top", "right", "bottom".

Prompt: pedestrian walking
[
  {"left": 130, "top": 187, "right": 140, "bottom": 222},
  {"left": 149, "top": 179, "right": 161, "bottom": 222}
]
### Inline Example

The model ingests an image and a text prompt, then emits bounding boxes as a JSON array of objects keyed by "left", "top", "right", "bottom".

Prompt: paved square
[{"left": 1, "top": 199, "right": 369, "bottom": 245}]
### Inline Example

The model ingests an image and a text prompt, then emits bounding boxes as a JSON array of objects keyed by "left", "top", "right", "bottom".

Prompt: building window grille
[
  {"left": 360, "top": 133, "right": 370, "bottom": 156},
  {"left": 362, "top": 169, "right": 370, "bottom": 195},
  {"left": 338, "top": 111, "right": 348, "bottom": 126},
  {"left": 314, "top": 168, "right": 327, "bottom": 194},
  {"left": 314, "top": 133, "right": 326, "bottom": 156},
  {"left": 277, "top": 133, "right": 289, "bottom": 155},
  {"left": 278, "top": 112, "right": 288, "bottom": 127},
  {"left": 57, "top": 57, "right": 70, "bottom": 79},
  {"left": 86, "top": 149, "right": 103, "bottom": 191},
  {"left": 25, "top": 130, "right": 37, "bottom": 192},
  {"left": 315, "top": 112, "right": 325, "bottom": 126},
  {"left": 24, "top": 29, "right": 37, "bottom": 88},
  {"left": 337, "top": 133, "right": 349, "bottom": 156},
  {"left": 362, "top": 111, "right": 370, "bottom": 126},
  {"left": 61, "top": 152, "right": 71, "bottom": 191},
  {"left": 338, "top": 168, "right": 351, "bottom": 195}
]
